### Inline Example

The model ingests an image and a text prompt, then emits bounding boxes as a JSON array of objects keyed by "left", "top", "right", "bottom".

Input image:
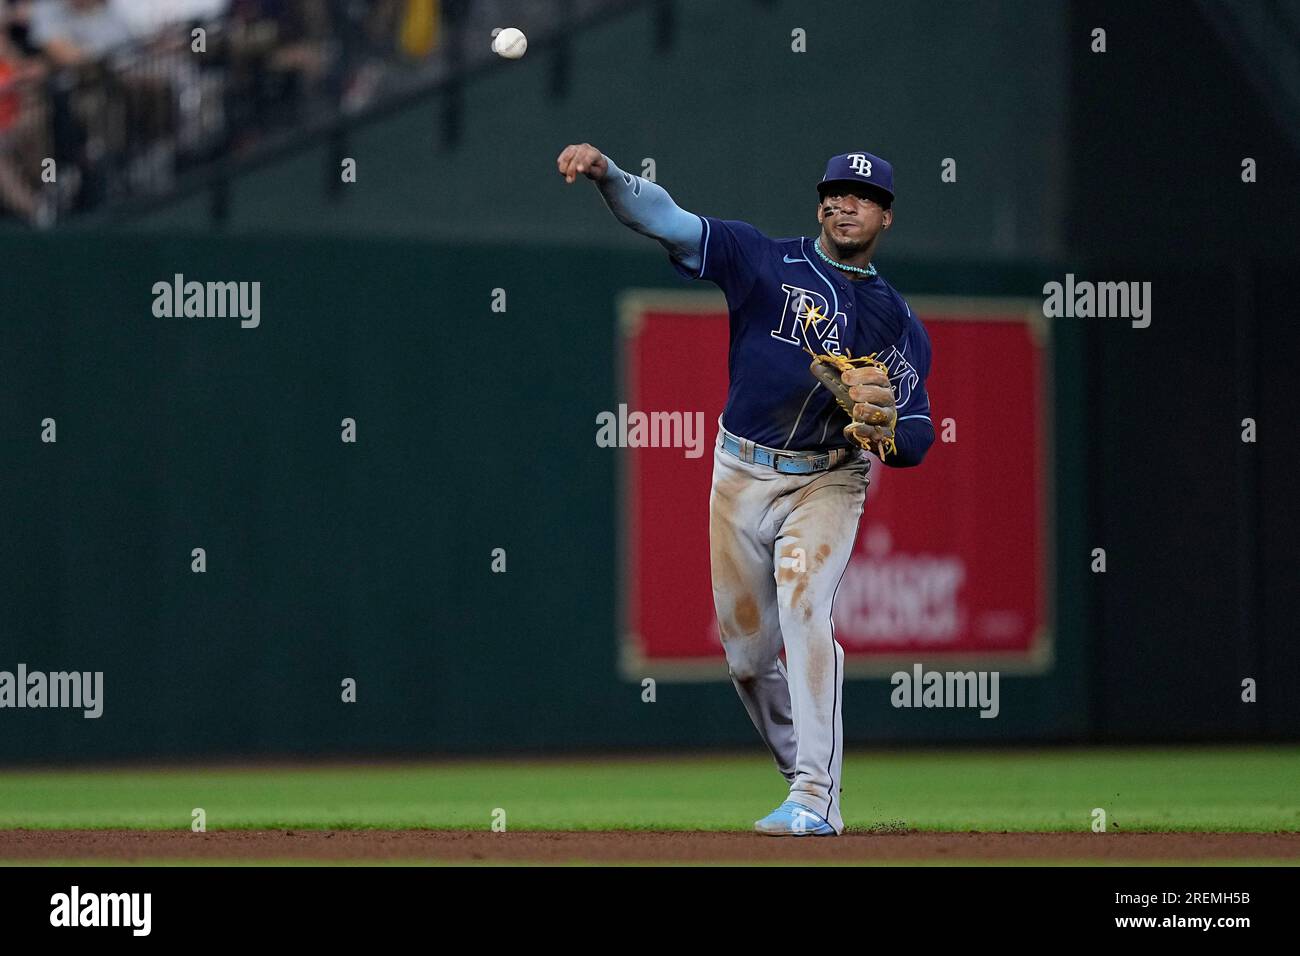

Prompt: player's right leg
[{"left": 709, "top": 440, "right": 796, "bottom": 781}]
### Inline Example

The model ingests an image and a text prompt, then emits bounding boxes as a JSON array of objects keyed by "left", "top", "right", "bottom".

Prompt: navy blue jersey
[{"left": 671, "top": 216, "right": 934, "bottom": 464}]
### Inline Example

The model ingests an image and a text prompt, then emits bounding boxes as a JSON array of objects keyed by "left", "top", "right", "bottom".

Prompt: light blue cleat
[{"left": 754, "top": 800, "right": 837, "bottom": 836}]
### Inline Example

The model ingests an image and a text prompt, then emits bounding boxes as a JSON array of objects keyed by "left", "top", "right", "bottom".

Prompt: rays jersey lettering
[
  {"left": 771, "top": 287, "right": 923, "bottom": 410},
  {"left": 671, "top": 216, "right": 933, "bottom": 452},
  {"left": 772, "top": 285, "right": 846, "bottom": 354},
  {"left": 873, "top": 343, "right": 921, "bottom": 411}
]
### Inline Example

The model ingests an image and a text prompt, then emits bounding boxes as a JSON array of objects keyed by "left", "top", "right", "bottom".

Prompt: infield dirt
[{"left": 2, "top": 829, "right": 1298, "bottom": 864}]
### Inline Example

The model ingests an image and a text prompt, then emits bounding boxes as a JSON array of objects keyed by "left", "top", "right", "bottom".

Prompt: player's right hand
[{"left": 556, "top": 143, "right": 608, "bottom": 183}]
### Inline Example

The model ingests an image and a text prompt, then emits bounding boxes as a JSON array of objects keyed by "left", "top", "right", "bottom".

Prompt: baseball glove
[{"left": 809, "top": 352, "right": 898, "bottom": 458}]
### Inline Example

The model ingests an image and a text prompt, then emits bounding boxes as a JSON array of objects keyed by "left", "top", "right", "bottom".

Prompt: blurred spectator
[
  {"left": 222, "top": 0, "right": 335, "bottom": 140},
  {"left": 0, "top": 3, "right": 52, "bottom": 224},
  {"left": 340, "top": 0, "right": 396, "bottom": 112},
  {"left": 397, "top": 0, "right": 435, "bottom": 60},
  {"left": 6, "top": 1, "right": 41, "bottom": 56},
  {"left": 30, "top": 0, "right": 135, "bottom": 66},
  {"left": 110, "top": 0, "right": 228, "bottom": 35},
  {"left": 30, "top": 0, "right": 182, "bottom": 203}
]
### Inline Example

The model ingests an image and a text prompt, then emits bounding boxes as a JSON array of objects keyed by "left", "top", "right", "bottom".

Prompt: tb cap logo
[{"left": 817, "top": 151, "right": 895, "bottom": 204}]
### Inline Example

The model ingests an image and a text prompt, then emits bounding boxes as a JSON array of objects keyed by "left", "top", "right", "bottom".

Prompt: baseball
[{"left": 492, "top": 27, "right": 527, "bottom": 59}]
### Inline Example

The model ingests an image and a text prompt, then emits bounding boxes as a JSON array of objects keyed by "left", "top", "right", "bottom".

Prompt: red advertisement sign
[{"left": 618, "top": 291, "right": 1053, "bottom": 679}]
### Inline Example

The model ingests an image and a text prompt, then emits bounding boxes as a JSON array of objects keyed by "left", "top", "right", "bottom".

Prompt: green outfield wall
[{"left": 0, "top": 233, "right": 1096, "bottom": 760}]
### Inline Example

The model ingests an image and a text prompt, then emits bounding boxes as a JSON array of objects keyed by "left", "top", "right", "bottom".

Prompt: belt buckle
[{"left": 776, "top": 452, "right": 808, "bottom": 474}]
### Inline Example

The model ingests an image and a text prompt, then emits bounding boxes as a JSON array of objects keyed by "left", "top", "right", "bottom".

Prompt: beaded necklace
[{"left": 813, "top": 237, "right": 877, "bottom": 278}]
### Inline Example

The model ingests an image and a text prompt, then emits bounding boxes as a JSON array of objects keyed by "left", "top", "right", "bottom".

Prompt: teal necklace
[{"left": 813, "top": 237, "right": 877, "bottom": 278}]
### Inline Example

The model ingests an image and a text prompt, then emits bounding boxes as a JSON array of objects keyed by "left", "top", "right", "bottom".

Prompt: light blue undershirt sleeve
[{"left": 594, "top": 155, "right": 703, "bottom": 272}]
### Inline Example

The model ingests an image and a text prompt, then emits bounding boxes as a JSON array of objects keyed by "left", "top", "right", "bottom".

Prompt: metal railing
[{"left": 0, "top": 0, "right": 645, "bottom": 228}]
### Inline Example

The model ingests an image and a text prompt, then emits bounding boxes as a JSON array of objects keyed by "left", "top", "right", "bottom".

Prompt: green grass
[{"left": 0, "top": 747, "right": 1296, "bottom": 832}]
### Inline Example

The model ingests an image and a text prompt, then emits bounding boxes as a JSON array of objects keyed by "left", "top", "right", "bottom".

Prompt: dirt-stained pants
[{"left": 708, "top": 432, "right": 869, "bottom": 834}]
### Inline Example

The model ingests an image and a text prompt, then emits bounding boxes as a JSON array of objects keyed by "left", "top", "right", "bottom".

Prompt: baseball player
[{"left": 557, "top": 144, "right": 934, "bottom": 836}]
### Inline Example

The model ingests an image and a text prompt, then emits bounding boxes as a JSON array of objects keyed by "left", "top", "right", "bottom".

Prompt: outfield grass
[{"left": 0, "top": 748, "right": 1296, "bottom": 832}]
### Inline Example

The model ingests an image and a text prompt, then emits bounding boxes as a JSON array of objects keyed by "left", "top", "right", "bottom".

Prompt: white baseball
[{"left": 492, "top": 27, "right": 527, "bottom": 59}]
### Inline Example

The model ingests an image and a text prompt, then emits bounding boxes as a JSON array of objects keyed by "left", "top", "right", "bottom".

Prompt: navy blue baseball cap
[{"left": 817, "top": 151, "right": 894, "bottom": 204}]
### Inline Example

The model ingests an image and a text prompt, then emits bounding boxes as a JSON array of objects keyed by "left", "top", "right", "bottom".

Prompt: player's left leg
[{"left": 770, "top": 459, "right": 869, "bottom": 834}]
